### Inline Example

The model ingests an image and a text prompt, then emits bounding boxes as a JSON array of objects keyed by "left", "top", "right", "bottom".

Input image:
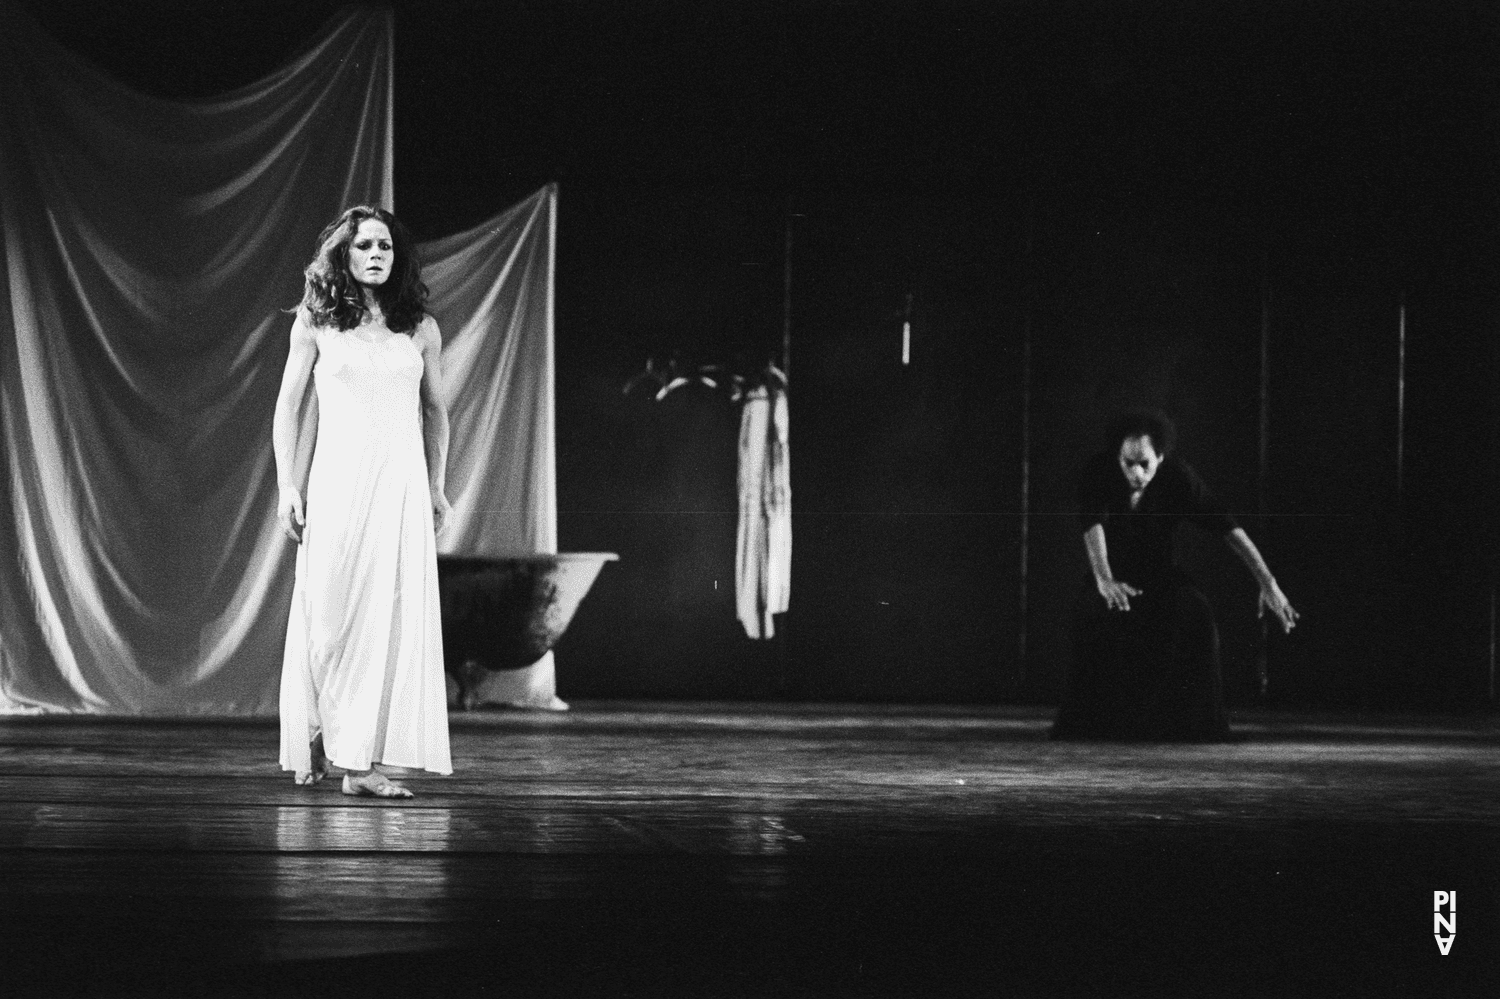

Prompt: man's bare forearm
[
  {"left": 1225, "top": 528, "right": 1275, "bottom": 590},
  {"left": 1084, "top": 524, "right": 1114, "bottom": 583}
]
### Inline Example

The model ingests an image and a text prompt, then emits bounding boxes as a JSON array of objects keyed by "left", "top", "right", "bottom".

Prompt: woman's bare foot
[
  {"left": 341, "top": 770, "right": 414, "bottom": 799},
  {"left": 293, "top": 734, "right": 329, "bottom": 786}
]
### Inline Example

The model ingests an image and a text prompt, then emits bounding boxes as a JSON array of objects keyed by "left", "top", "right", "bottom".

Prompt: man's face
[{"left": 1118, "top": 435, "right": 1162, "bottom": 492}]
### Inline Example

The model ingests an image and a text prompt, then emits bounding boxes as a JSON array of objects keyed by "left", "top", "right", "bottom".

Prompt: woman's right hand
[
  {"left": 278, "top": 485, "right": 306, "bottom": 544},
  {"left": 1096, "top": 577, "right": 1142, "bottom": 612}
]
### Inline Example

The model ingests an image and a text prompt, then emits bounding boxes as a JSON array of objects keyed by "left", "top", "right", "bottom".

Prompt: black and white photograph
[{"left": 0, "top": 0, "right": 1495, "bottom": 995}]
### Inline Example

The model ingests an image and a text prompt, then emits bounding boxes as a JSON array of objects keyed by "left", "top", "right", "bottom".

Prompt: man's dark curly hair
[
  {"left": 297, "top": 205, "right": 428, "bottom": 335},
  {"left": 1103, "top": 410, "right": 1176, "bottom": 457}
]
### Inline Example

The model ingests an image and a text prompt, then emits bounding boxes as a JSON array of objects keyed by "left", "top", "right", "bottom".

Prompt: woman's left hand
[
  {"left": 432, "top": 490, "right": 454, "bottom": 535},
  {"left": 1259, "top": 582, "right": 1299, "bottom": 633}
]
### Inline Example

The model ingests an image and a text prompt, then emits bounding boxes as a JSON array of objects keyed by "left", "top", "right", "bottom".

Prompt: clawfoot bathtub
[{"left": 438, "top": 553, "right": 618, "bottom": 710}]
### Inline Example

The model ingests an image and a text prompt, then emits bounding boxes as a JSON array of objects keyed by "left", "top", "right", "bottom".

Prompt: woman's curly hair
[{"left": 297, "top": 206, "right": 428, "bottom": 335}]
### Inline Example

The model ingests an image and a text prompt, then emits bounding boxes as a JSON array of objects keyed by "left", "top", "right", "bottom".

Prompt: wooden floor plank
[{"left": 1, "top": 704, "right": 1496, "bottom": 996}]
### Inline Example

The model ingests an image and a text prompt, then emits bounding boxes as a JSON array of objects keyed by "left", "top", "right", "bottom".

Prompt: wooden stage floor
[{"left": 2, "top": 703, "right": 1497, "bottom": 996}]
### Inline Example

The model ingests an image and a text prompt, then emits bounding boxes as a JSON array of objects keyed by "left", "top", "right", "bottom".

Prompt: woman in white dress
[{"left": 272, "top": 206, "right": 454, "bottom": 797}]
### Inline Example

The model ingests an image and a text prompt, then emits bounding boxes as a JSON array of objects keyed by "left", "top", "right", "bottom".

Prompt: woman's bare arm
[
  {"left": 272, "top": 315, "right": 318, "bottom": 541},
  {"left": 416, "top": 317, "right": 453, "bottom": 532}
]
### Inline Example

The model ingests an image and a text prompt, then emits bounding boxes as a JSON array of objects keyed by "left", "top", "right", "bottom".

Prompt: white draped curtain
[
  {"left": 0, "top": 5, "right": 558, "bottom": 714},
  {"left": 426, "top": 188, "right": 562, "bottom": 710},
  {"left": 427, "top": 190, "right": 556, "bottom": 559}
]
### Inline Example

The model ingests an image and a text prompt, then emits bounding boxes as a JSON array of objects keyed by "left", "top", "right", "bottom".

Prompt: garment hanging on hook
[
  {"left": 625, "top": 355, "right": 785, "bottom": 404},
  {"left": 734, "top": 361, "right": 787, "bottom": 403},
  {"left": 625, "top": 351, "right": 790, "bottom": 637},
  {"left": 736, "top": 380, "right": 791, "bottom": 639},
  {"left": 622, "top": 356, "right": 720, "bottom": 401}
]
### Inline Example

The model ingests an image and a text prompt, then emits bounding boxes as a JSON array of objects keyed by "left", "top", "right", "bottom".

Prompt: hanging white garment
[
  {"left": 279, "top": 325, "right": 452, "bottom": 775},
  {"left": 736, "top": 385, "right": 791, "bottom": 638}
]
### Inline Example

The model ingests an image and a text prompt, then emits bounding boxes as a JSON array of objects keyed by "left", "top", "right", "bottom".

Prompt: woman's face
[
  {"left": 346, "top": 218, "right": 393, "bottom": 288},
  {"left": 1118, "top": 435, "right": 1162, "bottom": 492}
]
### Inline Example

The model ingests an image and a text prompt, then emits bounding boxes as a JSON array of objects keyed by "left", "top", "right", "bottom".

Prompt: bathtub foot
[{"left": 454, "top": 659, "right": 486, "bottom": 711}]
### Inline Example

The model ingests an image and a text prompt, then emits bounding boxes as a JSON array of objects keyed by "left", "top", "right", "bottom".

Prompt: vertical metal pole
[
  {"left": 1397, "top": 295, "right": 1406, "bottom": 505},
  {"left": 1017, "top": 312, "right": 1033, "bottom": 680},
  {"left": 777, "top": 201, "right": 793, "bottom": 695},
  {"left": 1490, "top": 583, "right": 1497, "bottom": 702},
  {"left": 1256, "top": 274, "right": 1271, "bottom": 697},
  {"left": 782, "top": 206, "right": 794, "bottom": 389},
  {"left": 1258, "top": 285, "right": 1271, "bottom": 524},
  {"left": 1017, "top": 216, "right": 1035, "bottom": 686}
]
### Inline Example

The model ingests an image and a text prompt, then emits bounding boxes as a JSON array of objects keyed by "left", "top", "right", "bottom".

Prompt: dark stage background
[{"left": 21, "top": 0, "right": 1499, "bottom": 711}]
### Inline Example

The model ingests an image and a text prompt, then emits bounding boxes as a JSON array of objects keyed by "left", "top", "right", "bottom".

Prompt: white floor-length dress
[{"left": 279, "top": 322, "right": 452, "bottom": 776}]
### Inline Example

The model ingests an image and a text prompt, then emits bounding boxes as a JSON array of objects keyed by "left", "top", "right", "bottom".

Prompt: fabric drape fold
[
  {"left": 425, "top": 186, "right": 557, "bottom": 560},
  {"left": 424, "top": 186, "right": 564, "bottom": 710},
  {"left": 0, "top": 8, "right": 396, "bottom": 713},
  {"left": 0, "top": 9, "right": 558, "bottom": 715}
]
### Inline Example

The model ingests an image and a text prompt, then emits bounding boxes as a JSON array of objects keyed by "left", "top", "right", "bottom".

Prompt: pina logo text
[{"left": 1433, "top": 891, "right": 1456, "bottom": 955}]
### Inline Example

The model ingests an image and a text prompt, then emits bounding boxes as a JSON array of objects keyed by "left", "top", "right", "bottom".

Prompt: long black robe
[{"left": 1050, "top": 452, "right": 1238, "bottom": 742}]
